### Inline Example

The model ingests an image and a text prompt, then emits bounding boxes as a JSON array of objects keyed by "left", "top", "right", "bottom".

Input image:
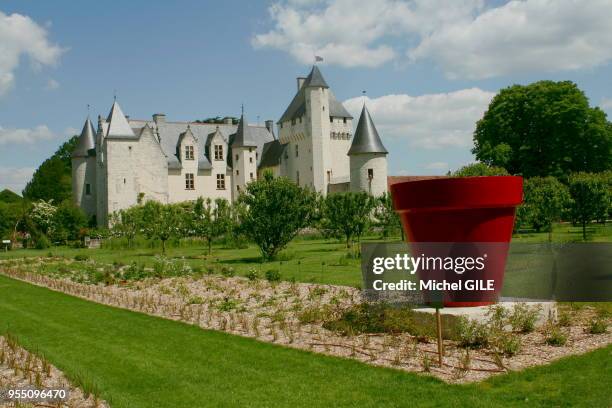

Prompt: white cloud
[
  {"left": 424, "top": 161, "right": 449, "bottom": 170},
  {"left": 254, "top": 0, "right": 612, "bottom": 78},
  {"left": 410, "top": 0, "right": 612, "bottom": 79},
  {"left": 44, "top": 78, "right": 59, "bottom": 90},
  {"left": 252, "top": 0, "right": 482, "bottom": 68},
  {"left": 0, "top": 10, "right": 66, "bottom": 95},
  {"left": 600, "top": 98, "right": 612, "bottom": 112},
  {"left": 344, "top": 88, "right": 494, "bottom": 148},
  {"left": 0, "top": 125, "right": 56, "bottom": 145},
  {"left": 0, "top": 166, "right": 34, "bottom": 194}
]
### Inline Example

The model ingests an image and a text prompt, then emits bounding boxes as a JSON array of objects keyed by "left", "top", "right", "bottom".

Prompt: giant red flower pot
[{"left": 390, "top": 176, "right": 523, "bottom": 307}]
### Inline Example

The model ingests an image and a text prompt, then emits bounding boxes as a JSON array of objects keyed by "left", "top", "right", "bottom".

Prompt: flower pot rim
[{"left": 390, "top": 175, "right": 523, "bottom": 212}]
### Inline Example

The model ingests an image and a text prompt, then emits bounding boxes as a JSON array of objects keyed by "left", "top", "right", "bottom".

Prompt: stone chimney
[
  {"left": 265, "top": 120, "right": 274, "bottom": 134},
  {"left": 297, "top": 77, "right": 306, "bottom": 91},
  {"left": 152, "top": 113, "right": 166, "bottom": 124}
]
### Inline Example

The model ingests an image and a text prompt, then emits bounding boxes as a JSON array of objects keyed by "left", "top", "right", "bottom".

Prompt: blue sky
[{"left": 1, "top": 0, "right": 612, "bottom": 193}]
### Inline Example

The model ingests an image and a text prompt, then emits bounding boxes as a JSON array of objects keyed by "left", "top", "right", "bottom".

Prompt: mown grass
[{"left": 0, "top": 275, "right": 610, "bottom": 408}]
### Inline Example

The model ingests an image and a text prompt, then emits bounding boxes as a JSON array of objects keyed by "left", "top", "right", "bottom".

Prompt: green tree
[
  {"left": 51, "top": 201, "right": 88, "bottom": 243},
  {"left": 522, "top": 177, "right": 571, "bottom": 241},
  {"left": 110, "top": 206, "right": 142, "bottom": 248},
  {"left": 192, "top": 197, "right": 231, "bottom": 255},
  {"left": 238, "top": 172, "right": 316, "bottom": 260},
  {"left": 373, "top": 193, "right": 402, "bottom": 239},
  {"left": 0, "top": 189, "right": 22, "bottom": 204},
  {"left": 473, "top": 81, "right": 612, "bottom": 178},
  {"left": 320, "top": 192, "right": 376, "bottom": 248},
  {"left": 568, "top": 173, "right": 610, "bottom": 240},
  {"left": 23, "top": 136, "right": 78, "bottom": 202},
  {"left": 140, "top": 201, "right": 183, "bottom": 254},
  {"left": 453, "top": 163, "right": 509, "bottom": 177}
]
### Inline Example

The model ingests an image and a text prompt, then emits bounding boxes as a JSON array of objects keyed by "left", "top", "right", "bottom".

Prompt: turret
[
  {"left": 72, "top": 117, "right": 97, "bottom": 218},
  {"left": 348, "top": 105, "right": 388, "bottom": 196},
  {"left": 231, "top": 111, "right": 258, "bottom": 199}
]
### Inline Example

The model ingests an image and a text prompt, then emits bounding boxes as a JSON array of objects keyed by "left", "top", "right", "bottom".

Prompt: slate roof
[
  {"left": 259, "top": 140, "right": 287, "bottom": 168},
  {"left": 348, "top": 105, "right": 388, "bottom": 155},
  {"left": 278, "top": 66, "right": 352, "bottom": 124},
  {"left": 105, "top": 101, "right": 137, "bottom": 139},
  {"left": 231, "top": 114, "right": 258, "bottom": 148},
  {"left": 72, "top": 118, "right": 96, "bottom": 158}
]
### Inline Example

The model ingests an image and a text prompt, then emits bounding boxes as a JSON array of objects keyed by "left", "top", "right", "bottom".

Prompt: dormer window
[
  {"left": 185, "top": 145, "right": 194, "bottom": 160},
  {"left": 343, "top": 118, "right": 347, "bottom": 124},
  {"left": 214, "top": 145, "right": 223, "bottom": 161}
]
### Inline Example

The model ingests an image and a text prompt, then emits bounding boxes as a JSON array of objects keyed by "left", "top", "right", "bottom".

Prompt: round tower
[
  {"left": 72, "top": 117, "right": 97, "bottom": 218},
  {"left": 348, "top": 105, "right": 388, "bottom": 196}
]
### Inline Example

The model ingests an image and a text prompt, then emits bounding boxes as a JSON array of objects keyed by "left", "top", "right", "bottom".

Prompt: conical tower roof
[
  {"left": 106, "top": 100, "right": 135, "bottom": 138},
  {"left": 305, "top": 65, "right": 329, "bottom": 88},
  {"left": 348, "top": 105, "right": 388, "bottom": 155},
  {"left": 72, "top": 117, "right": 96, "bottom": 158},
  {"left": 231, "top": 113, "right": 257, "bottom": 148}
]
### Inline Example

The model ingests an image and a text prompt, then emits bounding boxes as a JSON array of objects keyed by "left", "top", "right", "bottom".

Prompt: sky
[{"left": 1, "top": 0, "right": 612, "bottom": 194}]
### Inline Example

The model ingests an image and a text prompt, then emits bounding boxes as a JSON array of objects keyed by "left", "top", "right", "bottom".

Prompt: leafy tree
[
  {"left": 192, "top": 197, "right": 232, "bottom": 255},
  {"left": 50, "top": 201, "right": 88, "bottom": 243},
  {"left": 473, "top": 81, "right": 612, "bottom": 178},
  {"left": 521, "top": 177, "right": 571, "bottom": 241},
  {"left": 23, "top": 135, "right": 78, "bottom": 202},
  {"left": 453, "top": 163, "right": 509, "bottom": 177},
  {"left": 0, "top": 189, "right": 22, "bottom": 204},
  {"left": 320, "top": 192, "right": 376, "bottom": 248},
  {"left": 110, "top": 207, "right": 142, "bottom": 248},
  {"left": 373, "top": 193, "right": 402, "bottom": 239},
  {"left": 30, "top": 200, "right": 57, "bottom": 235},
  {"left": 238, "top": 172, "right": 316, "bottom": 260},
  {"left": 140, "top": 201, "right": 183, "bottom": 254},
  {"left": 568, "top": 173, "right": 610, "bottom": 240}
]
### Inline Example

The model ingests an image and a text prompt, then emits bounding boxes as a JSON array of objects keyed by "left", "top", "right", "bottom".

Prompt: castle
[{"left": 72, "top": 66, "right": 388, "bottom": 226}]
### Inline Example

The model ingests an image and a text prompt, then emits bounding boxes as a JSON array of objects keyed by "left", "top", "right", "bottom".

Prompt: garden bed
[
  {"left": 0, "top": 334, "right": 110, "bottom": 408},
  {"left": 1, "top": 257, "right": 610, "bottom": 384}
]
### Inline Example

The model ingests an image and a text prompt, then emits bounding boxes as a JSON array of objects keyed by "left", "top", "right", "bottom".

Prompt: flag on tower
[{"left": 315, "top": 55, "right": 324, "bottom": 62}]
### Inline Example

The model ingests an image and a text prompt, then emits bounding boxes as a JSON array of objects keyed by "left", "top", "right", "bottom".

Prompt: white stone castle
[{"left": 72, "top": 66, "right": 388, "bottom": 226}]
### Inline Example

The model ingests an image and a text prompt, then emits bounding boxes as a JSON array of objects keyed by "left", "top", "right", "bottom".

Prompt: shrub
[
  {"left": 508, "top": 303, "right": 541, "bottom": 333},
  {"left": 545, "top": 326, "right": 568, "bottom": 346},
  {"left": 587, "top": 318, "right": 607, "bottom": 334},
  {"left": 35, "top": 234, "right": 51, "bottom": 249},
  {"left": 221, "top": 266, "right": 235, "bottom": 277},
  {"left": 557, "top": 311, "right": 572, "bottom": 327},
  {"left": 265, "top": 269, "right": 281, "bottom": 282},
  {"left": 246, "top": 268, "right": 260, "bottom": 281},
  {"left": 495, "top": 334, "right": 521, "bottom": 356},
  {"left": 456, "top": 317, "right": 491, "bottom": 349},
  {"left": 74, "top": 254, "right": 90, "bottom": 262},
  {"left": 298, "top": 306, "right": 334, "bottom": 324}
]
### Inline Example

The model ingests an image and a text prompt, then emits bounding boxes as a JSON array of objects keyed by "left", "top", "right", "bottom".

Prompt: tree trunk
[
  {"left": 582, "top": 220, "right": 587, "bottom": 241},
  {"left": 208, "top": 238, "right": 212, "bottom": 255},
  {"left": 548, "top": 224, "right": 553, "bottom": 243},
  {"left": 161, "top": 239, "right": 166, "bottom": 255}
]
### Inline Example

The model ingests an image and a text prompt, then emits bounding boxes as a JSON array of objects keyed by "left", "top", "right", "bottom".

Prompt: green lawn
[
  {"left": 1, "top": 223, "right": 609, "bottom": 288},
  {"left": 0, "top": 275, "right": 610, "bottom": 408}
]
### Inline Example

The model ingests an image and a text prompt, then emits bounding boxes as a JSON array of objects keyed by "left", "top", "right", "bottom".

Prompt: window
[
  {"left": 368, "top": 168, "right": 374, "bottom": 179},
  {"left": 185, "top": 173, "right": 195, "bottom": 190},
  {"left": 330, "top": 117, "right": 333, "bottom": 123},
  {"left": 250, "top": 172, "right": 254, "bottom": 180},
  {"left": 237, "top": 185, "right": 241, "bottom": 192},
  {"left": 214, "top": 145, "right": 223, "bottom": 161},
  {"left": 296, "top": 171, "right": 300, "bottom": 186},
  {"left": 235, "top": 154, "right": 239, "bottom": 161},
  {"left": 291, "top": 118, "right": 296, "bottom": 126},
  {"left": 185, "top": 145, "right": 194, "bottom": 160},
  {"left": 216, "top": 174, "right": 225, "bottom": 190},
  {"left": 249, "top": 147, "right": 253, "bottom": 153},
  {"left": 295, "top": 144, "right": 299, "bottom": 158},
  {"left": 256, "top": 152, "right": 258, "bottom": 160},
  {"left": 327, "top": 171, "right": 331, "bottom": 183},
  {"left": 236, "top": 170, "right": 240, "bottom": 176},
  {"left": 343, "top": 118, "right": 347, "bottom": 124},
  {"left": 85, "top": 183, "right": 91, "bottom": 195},
  {"left": 249, "top": 156, "right": 253, "bottom": 163}
]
